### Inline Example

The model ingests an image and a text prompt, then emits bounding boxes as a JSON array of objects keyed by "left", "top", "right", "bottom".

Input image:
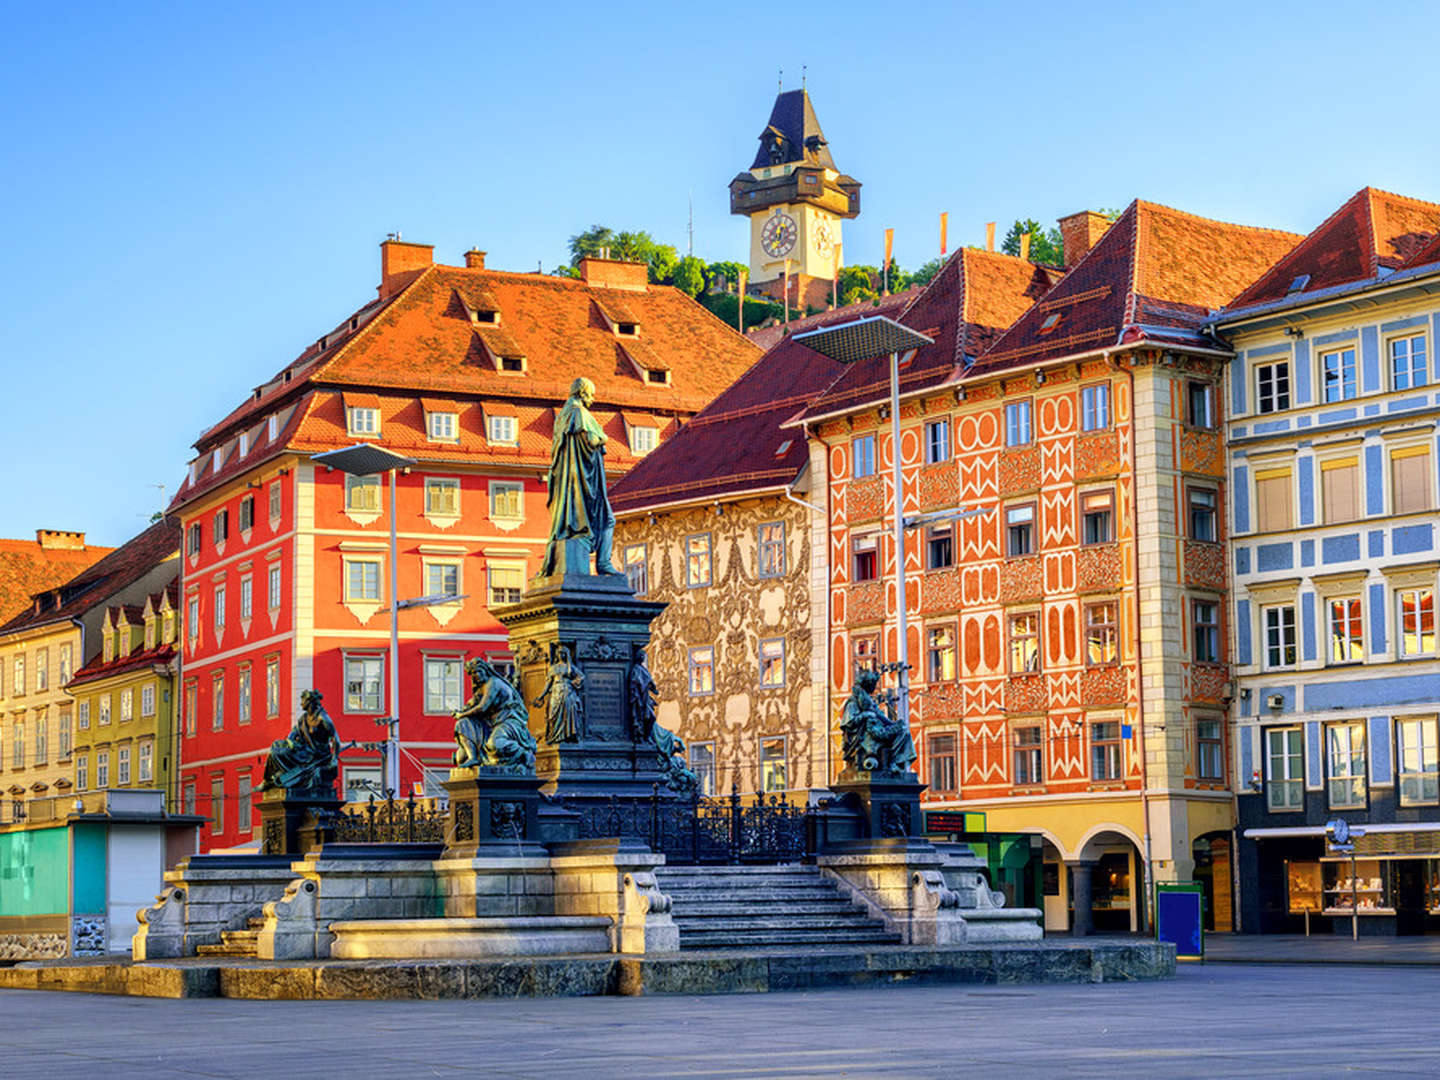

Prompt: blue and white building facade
[{"left": 1216, "top": 245, "right": 1440, "bottom": 933}]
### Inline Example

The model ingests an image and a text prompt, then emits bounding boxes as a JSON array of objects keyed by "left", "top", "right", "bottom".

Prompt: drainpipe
[{"left": 1119, "top": 350, "right": 1155, "bottom": 933}]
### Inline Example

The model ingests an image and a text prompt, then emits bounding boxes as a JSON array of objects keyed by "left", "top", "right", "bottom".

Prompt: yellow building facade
[{"left": 0, "top": 619, "right": 81, "bottom": 821}]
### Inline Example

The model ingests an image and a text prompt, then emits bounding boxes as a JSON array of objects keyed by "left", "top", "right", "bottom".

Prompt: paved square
[{"left": 3, "top": 963, "right": 1438, "bottom": 1078}]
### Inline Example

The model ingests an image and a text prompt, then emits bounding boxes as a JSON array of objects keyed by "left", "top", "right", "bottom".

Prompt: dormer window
[
  {"left": 487, "top": 414, "right": 518, "bottom": 445},
  {"left": 475, "top": 309, "right": 499, "bottom": 325},
  {"left": 617, "top": 322, "right": 638, "bottom": 337},
  {"left": 775, "top": 439, "right": 793, "bottom": 457},
  {"left": 427, "top": 411, "right": 458, "bottom": 441},
  {"left": 629, "top": 426, "right": 658, "bottom": 456},
  {"left": 267, "top": 415, "right": 279, "bottom": 441},
  {"left": 647, "top": 369, "right": 669, "bottom": 385},
  {"left": 239, "top": 432, "right": 250, "bottom": 456},
  {"left": 500, "top": 356, "right": 524, "bottom": 373},
  {"left": 145, "top": 619, "right": 156, "bottom": 651},
  {"left": 347, "top": 406, "right": 380, "bottom": 436},
  {"left": 1039, "top": 312, "right": 1064, "bottom": 335},
  {"left": 212, "top": 449, "right": 224, "bottom": 473}
]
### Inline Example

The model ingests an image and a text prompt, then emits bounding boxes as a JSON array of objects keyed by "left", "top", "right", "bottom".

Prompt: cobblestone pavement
[{"left": 5, "top": 962, "right": 1440, "bottom": 1078}]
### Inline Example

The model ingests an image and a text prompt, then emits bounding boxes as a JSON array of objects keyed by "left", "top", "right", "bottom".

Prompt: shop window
[
  {"left": 1398, "top": 588, "right": 1436, "bottom": 657},
  {"left": 1085, "top": 602, "right": 1117, "bottom": 665},
  {"left": 924, "top": 418, "right": 951, "bottom": 464},
  {"left": 926, "top": 523, "right": 954, "bottom": 570},
  {"left": 926, "top": 624, "right": 956, "bottom": 682},
  {"left": 1263, "top": 604, "right": 1297, "bottom": 669},
  {"left": 1196, "top": 717, "right": 1224, "bottom": 781},
  {"left": 1188, "top": 487, "right": 1217, "bottom": 541},
  {"left": 1006, "top": 503, "right": 1035, "bottom": 557},
  {"left": 1397, "top": 718, "right": 1439, "bottom": 806},
  {"left": 1009, "top": 612, "right": 1040, "bottom": 674},
  {"left": 1326, "top": 722, "right": 1367, "bottom": 809},
  {"left": 689, "top": 742, "right": 716, "bottom": 797},
  {"left": 1012, "top": 724, "right": 1043, "bottom": 785},
  {"left": 1323, "top": 859, "right": 1392, "bottom": 915},
  {"left": 851, "top": 533, "right": 878, "bottom": 581},
  {"left": 1090, "top": 721, "right": 1122, "bottom": 781},
  {"left": 1392, "top": 446, "right": 1433, "bottom": 515},
  {"left": 760, "top": 737, "right": 788, "bottom": 792},
  {"left": 927, "top": 734, "right": 956, "bottom": 794},
  {"left": 1081, "top": 490, "right": 1113, "bottom": 545}
]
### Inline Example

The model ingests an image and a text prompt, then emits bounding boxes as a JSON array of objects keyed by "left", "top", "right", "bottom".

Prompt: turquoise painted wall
[
  {"left": 72, "top": 823, "right": 107, "bottom": 915},
  {"left": 0, "top": 827, "right": 70, "bottom": 917}
]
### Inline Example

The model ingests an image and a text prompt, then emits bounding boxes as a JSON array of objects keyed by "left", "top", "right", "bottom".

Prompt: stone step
[
  {"left": 670, "top": 900, "right": 863, "bottom": 917},
  {"left": 662, "top": 887, "right": 847, "bottom": 903},
  {"left": 195, "top": 942, "right": 258, "bottom": 958},
  {"left": 673, "top": 914, "right": 888, "bottom": 932},
  {"left": 679, "top": 928, "right": 903, "bottom": 948},
  {"left": 657, "top": 864, "right": 813, "bottom": 875},
  {"left": 247, "top": 917, "right": 266, "bottom": 931}
]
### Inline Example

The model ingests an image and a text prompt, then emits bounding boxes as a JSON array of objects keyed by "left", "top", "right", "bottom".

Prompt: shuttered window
[
  {"left": 1321, "top": 458, "right": 1360, "bottom": 525},
  {"left": 1392, "top": 446, "right": 1432, "bottom": 515},
  {"left": 1254, "top": 467, "right": 1293, "bottom": 532}
]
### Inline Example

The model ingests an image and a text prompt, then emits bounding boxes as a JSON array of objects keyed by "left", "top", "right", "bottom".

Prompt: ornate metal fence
[
  {"left": 577, "top": 783, "right": 813, "bottom": 865},
  {"left": 328, "top": 793, "right": 448, "bottom": 844}
]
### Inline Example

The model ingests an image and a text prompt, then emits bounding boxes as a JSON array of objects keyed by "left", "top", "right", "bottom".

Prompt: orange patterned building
[{"left": 795, "top": 205, "right": 1299, "bottom": 931}]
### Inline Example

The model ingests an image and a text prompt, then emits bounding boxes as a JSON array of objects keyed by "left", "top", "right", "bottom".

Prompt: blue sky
[{"left": 4, "top": 1, "right": 1439, "bottom": 545}]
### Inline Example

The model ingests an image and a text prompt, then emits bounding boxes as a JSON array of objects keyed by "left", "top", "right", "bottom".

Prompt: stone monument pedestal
[
  {"left": 828, "top": 768, "right": 925, "bottom": 847},
  {"left": 442, "top": 766, "right": 549, "bottom": 859},
  {"left": 257, "top": 787, "right": 343, "bottom": 856}
]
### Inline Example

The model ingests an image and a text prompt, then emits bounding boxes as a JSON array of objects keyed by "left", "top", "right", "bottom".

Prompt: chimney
[
  {"left": 378, "top": 237, "right": 434, "bottom": 299},
  {"left": 1058, "top": 211, "right": 1112, "bottom": 268},
  {"left": 37, "top": 529, "right": 86, "bottom": 551},
  {"left": 1018, "top": 232, "right": 1032, "bottom": 263},
  {"left": 464, "top": 249, "right": 487, "bottom": 270},
  {"left": 577, "top": 256, "right": 648, "bottom": 292},
  {"left": 985, "top": 222, "right": 996, "bottom": 252}
]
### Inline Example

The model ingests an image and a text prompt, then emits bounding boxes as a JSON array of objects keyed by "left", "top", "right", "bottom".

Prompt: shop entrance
[
  {"left": 1193, "top": 832, "right": 1234, "bottom": 932},
  {"left": 1062, "top": 830, "right": 1144, "bottom": 935}
]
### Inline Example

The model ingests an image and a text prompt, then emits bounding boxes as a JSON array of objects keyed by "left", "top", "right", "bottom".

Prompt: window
[
  {"left": 487, "top": 565, "right": 524, "bottom": 606},
  {"left": 58, "top": 709, "right": 70, "bottom": 759},
  {"left": 926, "top": 523, "right": 954, "bottom": 570},
  {"left": 120, "top": 687, "right": 134, "bottom": 723},
  {"left": 268, "top": 564, "right": 282, "bottom": 610},
  {"left": 1085, "top": 602, "right": 1118, "bottom": 665},
  {"left": 96, "top": 750, "right": 109, "bottom": 789},
  {"left": 1196, "top": 718, "right": 1224, "bottom": 781},
  {"left": 213, "top": 509, "right": 229, "bottom": 545},
  {"left": 1327, "top": 722, "right": 1367, "bottom": 809},
  {"left": 623, "top": 544, "right": 647, "bottom": 595},
  {"left": 486, "top": 414, "right": 517, "bottom": 444},
  {"left": 759, "top": 638, "right": 786, "bottom": 688},
  {"left": 1009, "top": 612, "right": 1040, "bottom": 673},
  {"left": 76, "top": 754, "right": 88, "bottom": 792},
  {"left": 1186, "top": 381, "right": 1214, "bottom": 428},
  {"left": 427, "top": 411, "right": 458, "bottom": 441},
  {"left": 760, "top": 737, "right": 788, "bottom": 792},
  {"left": 345, "top": 655, "right": 384, "bottom": 713},
  {"left": 1081, "top": 490, "right": 1113, "bottom": 545},
  {"left": 1392, "top": 446, "right": 1432, "bottom": 515},
  {"left": 266, "top": 657, "right": 280, "bottom": 718},
  {"left": 628, "top": 426, "right": 658, "bottom": 456},
  {"left": 758, "top": 522, "right": 785, "bottom": 578},
  {"left": 927, "top": 734, "right": 957, "bottom": 794},
  {"left": 347, "top": 406, "right": 379, "bottom": 435},
  {"left": 1398, "top": 718, "right": 1439, "bottom": 806},
  {"left": 235, "top": 773, "right": 250, "bottom": 833},
  {"left": 345, "top": 474, "right": 380, "bottom": 513},
  {"left": 187, "top": 596, "right": 199, "bottom": 640},
  {"left": 1006, "top": 504, "right": 1035, "bottom": 557},
  {"left": 1398, "top": 588, "right": 1436, "bottom": 657},
  {"left": 1013, "top": 725, "right": 1043, "bottom": 785},
  {"left": 1188, "top": 488, "right": 1217, "bottom": 541},
  {"left": 1328, "top": 597, "right": 1364, "bottom": 664},
  {"left": 685, "top": 534, "right": 713, "bottom": 588},
  {"left": 1320, "top": 458, "right": 1360, "bottom": 525},
  {"left": 144, "top": 619, "right": 155, "bottom": 650},
  {"left": 927, "top": 624, "right": 957, "bottom": 682},
  {"left": 118, "top": 745, "right": 131, "bottom": 786},
  {"left": 34, "top": 715, "right": 47, "bottom": 765},
  {"left": 12, "top": 655, "right": 22, "bottom": 696},
  {"left": 1005, "top": 401, "right": 1032, "bottom": 446},
  {"left": 1193, "top": 600, "right": 1220, "bottom": 664},
  {"left": 1256, "top": 360, "right": 1291, "bottom": 414},
  {"left": 99, "top": 693, "right": 111, "bottom": 726},
  {"left": 850, "top": 435, "right": 877, "bottom": 479},
  {"left": 141, "top": 682, "right": 155, "bottom": 718},
  {"left": 1090, "top": 721, "right": 1122, "bottom": 781},
  {"left": 852, "top": 533, "right": 878, "bottom": 581},
  {"left": 345, "top": 559, "right": 382, "bottom": 602},
  {"left": 186, "top": 523, "right": 202, "bottom": 557},
  {"left": 210, "top": 777, "right": 224, "bottom": 834},
  {"left": 1081, "top": 384, "right": 1110, "bottom": 431},
  {"left": 490, "top": 481, "right": 523, "bottom": 520},
  {"left": 1254, "top": 467, "right": 1293, "bottom": 532},
  {"left": 924, "top": 418, "right": 951, "bottom": 464},
  {"left": 1391, "top": 334, "right": 1427, "bottom": 390},
  {"left": 425, "top": 478, "right": 460, "bottom": 517},
  {"left": 1263, "top": 604, "right": 1297, "bottom": 668},
  {"left": 213, "top": 585, "right": 226, "bottom": 633},
  {"left": 11, "top": 722, "right": 22, "bottom": 768},
  {"left": 688, "top": 647, "right": 714, "bottom": 695},
  {"left": 269, "top": 481, "right": 282, "bottom": 521},
  {"left": 211, "top": 674, "right": 224, "bottom": 730},
  {"left": 240, "top": 577, "right": 252, "bottom": 620},
  {"left": 184, "top": 681, "right": 196, "bottom": 735},
  {"left": 690, "top": 742, "right": 716, "bottom": 797},
  {"left": 77, "top": 701, "right": 92, "bottom": 731},
  {"left": 424, "top": 657, "right": 464, "bottom": 714},
  {"left": 426, "top": 561, "right": 461, "bottom": 600},
  {"left": 35, "top": 648, "right": 47, "bottom": 691},
  {"left": 852, "top": 634, "right": 879, "bottom": 673},
  {"left": 239, "top": 495, "right": 254, "bottom": 532},
  {"left": 237, "top": 665, "right": 251, "bottom": 725},
  {"left": 1321, "top": 346, "right": 1357, "bottom": 403}
]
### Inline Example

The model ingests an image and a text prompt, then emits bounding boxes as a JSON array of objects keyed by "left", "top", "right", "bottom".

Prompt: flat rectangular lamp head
[
  {"left": 793, "top": 316, "right": 933, "bottom": 365},
  {"left": 311, "top": 443, "right": 417, "bottom": 476}
]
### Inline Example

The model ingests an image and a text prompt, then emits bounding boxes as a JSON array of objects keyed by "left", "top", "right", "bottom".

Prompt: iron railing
[{"left": 329, "top": 792, "right": 448, "bottom": 844}]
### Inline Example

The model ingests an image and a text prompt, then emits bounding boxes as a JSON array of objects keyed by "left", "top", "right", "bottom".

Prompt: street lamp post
[{"left": 795, "top": 317, "right": 935, "bottom": 732}]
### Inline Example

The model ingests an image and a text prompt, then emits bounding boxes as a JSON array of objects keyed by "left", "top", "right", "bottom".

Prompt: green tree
[
  {"left": 1001, "top": 220, "right": 1064, "bottom": 265},
  {"left": 705, "top": 260, "right": 746, "bottom": 292},
  {"left": 671, "top": 255, "right": 706, "bottom": 297},
  {"left": 839, "top": 265, "right": 879, "bottom": 306},
  {"left": 910, "top": 257, "right": 944, "bottom": 288},
  {"left": 568, "top": 224, "right": 616, "bottom": 263},
  {"left": 567, "top": 225, "right": 679, "bottom": 284}
]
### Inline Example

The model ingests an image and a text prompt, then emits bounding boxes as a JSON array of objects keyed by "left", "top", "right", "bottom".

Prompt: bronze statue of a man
[
  {"left": 540, "top": 376, "right": 621, "bottom": 577},
  {"left": 260, "top": 689, "right": 341, "bottom": 794},
  {"left": 452, "top": 657, "right": 537, "bottom": 771},
  {"left": 839, "top": 668, "right": 916, "bottom": 775}
]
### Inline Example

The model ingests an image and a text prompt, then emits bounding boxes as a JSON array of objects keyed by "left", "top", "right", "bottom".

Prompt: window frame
[
  {"left": 1085, "top": 600, "right": 1118, "bottom": 666},
  {"left": 1008, "top": 610, "right": 1041, "bottom": 675},
  {"left": 423, "top": 655, "right": 465, "bottom": 715},
  {"left": 1186, "top": 380, "right": 1215, "bottom": 429},
  {"left": 1192, "top": 598, "right": 1221, "bottom": 664},
  {"left": 1268, "top": 726, "right": 1310, "bottom": 810},
  {"left": 758, "top": 521, "right": 786, "bottom": 578},
  {"left": 1187, "top": 486, "right": 1218, "bottom": 542},
  {"left": 1090, "top": 721, "right": 1123, "bottom": 782},
  {"left": 343, "top": 652, "right": 385, "bottom": 714},
  {"left": 422, "top": 559, "right": 462, "bottom": 604},
  {"left": 1389, "top": 332, "right": 1428, "bottom": 391},
  {"left": 489, "top": 480, "right": 524, "bottom": 521},
  {"left": 347, "top": 406, "right": 380, "bottom": 436},
  {"left": 924, "top": 417, "right": 951, "bottom": 464},
  {"left": 1397, "top": 717, "right": 1439, "bottom": 807},
  {"left": 925, "top": 522, "right": 954, "bottom": 570},
  {"left": 485, "top": 413, "right": 518, "bottom": 445},
  {"left": 759, "top": 736, "right": 788, "bottom": 793},
  {"left": 852, "top": 434, "right": 876, "bottom": 478},
  {"left": 1327, "top": 595, "right": 1365, "bottom": 665},
  {"left": 689, "top": 741, "right": 716, "bottom": 797},
  {"left": 684, "top": 533, "right": 713, "bottom": 589},
  {"left": 623, "top": 544, "right": 648, "bottom": 595},
  {"left": 1319, "top": 456, "right": 1361, "bottom": 526},
  {"left": 345, "top": 474, "right": 381, "bottom": 513},
  {"left": 851, "top": 532, "right": 878, "bottom": 581},
  {"left": 1397, "top": 587, "right": 1436, "bottom": 659},
  {"left": 486, "top": 562, "right": 525, "bottom": 606},
  {"left": 1005, "top": 502, "right": 1036, "bottom": 558},
  {"left": 1195, "top": 716, "right": 1224, "bottom": 782},
  {"left": 1262, "top": 603, "right": 1298, "bottom": 670},
  {"left": 1005, "top": 399, "right": 1033, "bottom": 446},
  {"left": 344, "top": 558, "right": 383, "bottom": 603},
  {"left": 927, "top": 733, "right": 957, "bottom": 795},
  {"left": 758, "top": 637, "right": 786, "bottom": 689},
  {"left": 426, "top": 410, "right": 459, "bottom": 442},
  {"left": 1080, "top": 383, "right": 1111, "bottom": 432},
  {"left": 1320, "top": 345, "right": 1358, "bottom": 404},
  {"left": 1391, "top": 444, "right": 1433, "bottom": 516},
  {"left": 1253, "top": 465, "right": 1295, "bottom": 533},
  {"left": 1326, "top": 721, "right": 1367, "bottom": 810},
  {"left": 926, "top": 622, "right": 957, "bottom": 683},
  {"left": 1080, "top": 489, "right": 1114, "bottom": 546},
  {"left": 1255, "top": 359, "right": 1291, "bottom": 414},
  {"left": 424, "top": 476, "right": 461, "bottom": 518},
  {"left": 688, "top": 646, "right": 715, "bottom": 696},
  {"left": 1012, "top": 723, "right": 1043, "bottom": 786}
]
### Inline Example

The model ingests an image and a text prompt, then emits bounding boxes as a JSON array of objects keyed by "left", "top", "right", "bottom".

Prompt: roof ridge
[
  {"left": 1361, "top": 185, "right": 1440, "bottom": 213},
  {"left": 1133, "top": 198, "right": 1304, "bottom": 241}
]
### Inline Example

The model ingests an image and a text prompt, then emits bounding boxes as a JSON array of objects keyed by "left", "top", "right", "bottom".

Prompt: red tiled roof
[
  {"left": 172, "top": 262, "right": 759, "bottom": 511},
  {"left": 744, "top": 288, "right": 922, "bottom": 352},
  {"left": 0, "top": 518, "right": 180, "bottom": 636},
  {"left": 967, "top": 201, "right": 1300, "bottom": 378},
  {"left": 1402, "top": 230, "right": 1440, "bottom": 271},
  {"left": 66, "top": 641, "right": 177, "bottom": 690},
  {"left": 0, "top": 538, "right": 114, "bottom": 626},
  {"left": 1227, "top": 188, "right": 1440, "bottom": 310}
]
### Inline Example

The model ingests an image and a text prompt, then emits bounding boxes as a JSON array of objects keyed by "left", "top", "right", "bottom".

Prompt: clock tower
[{"left": 730, "top": 88, "right": 861, "bottom": 310}]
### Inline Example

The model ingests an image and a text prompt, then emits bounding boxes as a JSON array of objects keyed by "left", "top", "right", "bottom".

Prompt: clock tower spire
[{"left": 729, "top": 86, "right": 861, "bottom": 311}]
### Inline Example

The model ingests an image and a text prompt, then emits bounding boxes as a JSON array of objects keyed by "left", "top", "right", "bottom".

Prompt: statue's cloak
[{"left": 546, "top": 397, "right": 613, "bottom": 546}]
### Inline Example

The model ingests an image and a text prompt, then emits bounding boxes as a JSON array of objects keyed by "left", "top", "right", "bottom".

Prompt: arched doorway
[
  {"left": 1072, "top": 828, "right": 1144, "bottom": 935},
  {"left": 1193, "top": 831, "right": 1234, "bottom": 932}
]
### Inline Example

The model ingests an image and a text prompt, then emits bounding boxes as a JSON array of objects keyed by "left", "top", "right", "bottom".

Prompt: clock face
[
  {"left": 760, "top": 212, "right": 798, "bottom": 258},
  {"left": 813, "top": 219, "right": 834, "bottom": 257}
]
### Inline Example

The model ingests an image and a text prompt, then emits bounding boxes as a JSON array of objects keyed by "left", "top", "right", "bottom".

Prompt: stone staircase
[
  {"left": 656, "top": 864, "right": 902, "bottom": 950},
  {"left": 194, "top": 916, "right": 264, "bottom": 958}
]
